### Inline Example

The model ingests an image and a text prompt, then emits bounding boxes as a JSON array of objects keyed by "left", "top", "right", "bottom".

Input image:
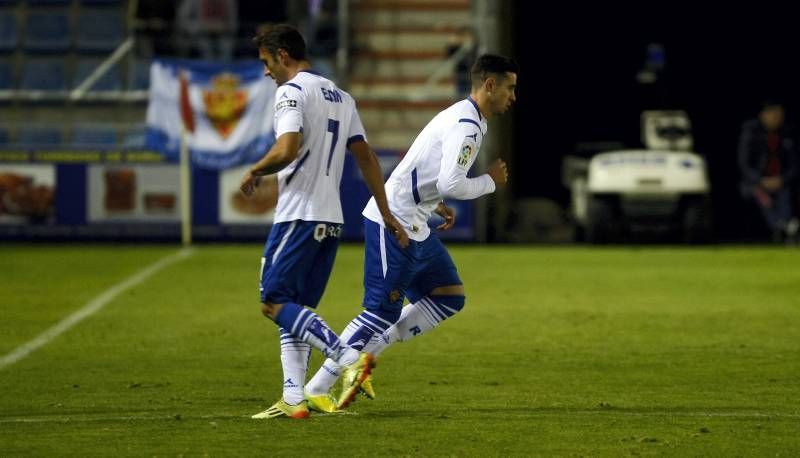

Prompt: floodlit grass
[{"left": 1, "top": 244, "right": 799, "bottom": 456}]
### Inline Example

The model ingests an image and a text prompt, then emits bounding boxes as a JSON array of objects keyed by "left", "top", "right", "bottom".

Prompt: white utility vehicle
[{"left": 563, "top": 110, "right": 712, "bottom": 243}]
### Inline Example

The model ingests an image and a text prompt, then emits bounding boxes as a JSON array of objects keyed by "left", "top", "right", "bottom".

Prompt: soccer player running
[
  {"left": 241, "top": 24, "right": 408, "bottom": 419},
  {"left": 306, "top": 54, "right": 517, "bottom": 407}
]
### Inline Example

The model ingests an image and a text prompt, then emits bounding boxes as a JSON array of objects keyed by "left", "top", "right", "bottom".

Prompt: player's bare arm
[
  {"left": 435, "top": 201, "right": 456, "bottom": 230},
  {"left": 486, "top": 158, "right": 508, "bottom": 187},
  {"left": 240, "top": 132, "right": 301, "bottom": 196},
  {"left": 349, "top": 140, "right": 409, "bottom": 248}
]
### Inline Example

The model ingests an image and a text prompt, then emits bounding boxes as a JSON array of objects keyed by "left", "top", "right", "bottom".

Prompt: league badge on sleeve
[{"left": 457, "top": 143, "right": 473, "bottom": 168}]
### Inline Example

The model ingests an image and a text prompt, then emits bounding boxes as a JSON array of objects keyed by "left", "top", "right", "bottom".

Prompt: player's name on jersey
[{"left": 0, "top": 150, "right": 165, "bottom": 163}]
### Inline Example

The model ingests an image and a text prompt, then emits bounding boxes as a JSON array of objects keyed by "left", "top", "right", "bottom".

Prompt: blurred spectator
[
  {"left": 133, "top": 0, "right": 177, "bottom": 58},
  {"left": 307, "top": 0, "right": 339, "bottom": 79},
  {"left": 235, "top": 0, "right": 287, "bottom": 59},
  {"left": 446, "top": 26, "right": 476, "bottom": 99},
  {"left": 177, "top": 0, "right": 239, "bottom": 62},
  {"left": 286, "top": 0, "right": 339, "bottom": 79},
  {"left": 737, "top": 100, "right": 799, "bottom": 242}
]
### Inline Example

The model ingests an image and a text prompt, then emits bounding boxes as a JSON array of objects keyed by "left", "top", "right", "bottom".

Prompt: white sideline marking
[{"left": 0, "top": 248, "right": 195, "bottom": 371}]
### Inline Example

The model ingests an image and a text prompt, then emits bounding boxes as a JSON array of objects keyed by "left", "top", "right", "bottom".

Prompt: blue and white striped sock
[
  {"left": 279, "top": 327, "right": 310, "bottom": 405},
  {"left": 275, "top": 302, "right": 358, "bottom": 366},
  {"left": 367, "top": 295, "right": 465, "bottom": 357},
  {"left": 306, "top": 309, "right": 398, "bottom": 396}
]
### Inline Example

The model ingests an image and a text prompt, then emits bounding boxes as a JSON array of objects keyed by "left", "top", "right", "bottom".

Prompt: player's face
[
  {"left": 492, "top": 72, "right": 517, "bottom": 114},
  {"left": 760, "top": 106, "right": 785, "bottom": 131},
  {"left": 259, "top": 48, "right": 288, "bottom": 85}
]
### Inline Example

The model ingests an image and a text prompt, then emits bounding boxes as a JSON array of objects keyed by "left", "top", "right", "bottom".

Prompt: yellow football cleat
[
  {"left": 358, "top": 374, "right": 375, "bottom": 400},
  {"left": 251, "top": 399, "right": 310, "bottom": 419},
  {"left": 337, "top": 353, "right": 376, "bottom": 410},
  {"left": 305, "top": 390, "right": 342, "bottom": 414}
]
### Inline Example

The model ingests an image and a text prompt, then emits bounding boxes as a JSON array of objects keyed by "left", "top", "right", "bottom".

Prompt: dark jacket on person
[{"left": 737, "top": 119, "right": 798, "bottom": 194}]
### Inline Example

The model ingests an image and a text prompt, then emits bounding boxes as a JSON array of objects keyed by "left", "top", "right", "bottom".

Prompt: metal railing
[{"left": 0, "top": 36, "right": 145, "bottom": 103}]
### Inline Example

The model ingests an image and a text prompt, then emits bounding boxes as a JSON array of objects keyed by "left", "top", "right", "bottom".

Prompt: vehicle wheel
[{"left": 586, "top": 196, "right": 618, "bottom": 243}]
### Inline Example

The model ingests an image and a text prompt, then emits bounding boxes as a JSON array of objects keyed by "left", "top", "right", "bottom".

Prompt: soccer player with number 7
[
  {"left": 240, "top": 23, "right": 408, "bottom": 419},
  {"left": 306, "top": 54, "right": 518, "bottom": 409}
]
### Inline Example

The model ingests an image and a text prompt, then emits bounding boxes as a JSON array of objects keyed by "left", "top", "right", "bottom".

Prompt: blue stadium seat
[
  {"left": 24, "top": 11, "right": 70, "bottom": 53},
  {"left": 75, "top": 9, "right": 124, "bottom": 53},
  {"left": 21, "top": 59, "right": 67, "bottom": 90},
  {"left": 0, "top": 59, "right": 12, "bottom": 89},
  {"left": 71, "top": 123, "right": 119, "bottom": 146},
  {"left": 0, "top": 126, "right": 9, "bottom": 145},
  {"left": 0, "top": 10, "right": 18, "bottom": 52},
  {"left": 74, "top": 58, "right": 123, "bottom": 91},
  {"left": 127, "top": 58, "right": 151, "bottom": 90},
  {"left": 17, "top": 126, "right": 63, "bottom": 146},
  {"left": 122, "top": 123, "right": 146, "bottom": 148}
]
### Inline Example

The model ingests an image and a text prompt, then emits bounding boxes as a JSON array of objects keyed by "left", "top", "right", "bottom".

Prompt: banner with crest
[{"left": 145, "top": 59, "right": 277, "bottom": 170}]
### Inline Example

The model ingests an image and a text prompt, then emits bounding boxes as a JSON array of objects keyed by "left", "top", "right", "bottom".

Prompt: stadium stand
[
  {"left": 27, "top": 0, "right": 71, "bottom": 5},
  {"left": 0, "top": 59, "right": 12, "bottom": 89},
  {"left": 0, "top": 9, "right": 18, "bottom": 52},
  {"left": 24, "top": 10, "right": 71, "bottom": 53},
  {"left": 74, "top": 58, "right": 123, "bottom": 91},
  {"left": 75, "top": 9, "right": 125, "bottom": 53},
  {"left": 70, "top": 123, "right": 119, "bottom": 146},
  {"left": 127, "top": 58, "right": 151, "bottom": 91},
  {"left": 122, "top": 123, "right": 147, "bottom": 148},
  {"left": 17, "top": 125, "right": 63, "bottom": 145},
  {"left": 20, "top": 58, "right": 68, "bottom": 90}
]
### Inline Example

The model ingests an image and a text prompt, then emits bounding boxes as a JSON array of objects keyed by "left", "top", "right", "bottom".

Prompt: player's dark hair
[
  {"left": 253, "top": 23, "right": 307, "bottom": 60},
  {"left": 760, "top": 98, "right": 784, "bottom": 112},
  {"left": 470, "top": 54, "right": 519, "bottom": 89}
]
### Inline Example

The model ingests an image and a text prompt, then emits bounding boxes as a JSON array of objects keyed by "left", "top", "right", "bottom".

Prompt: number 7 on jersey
[{"left": 325, "top": 118, "right": 340, "bottom": 176}]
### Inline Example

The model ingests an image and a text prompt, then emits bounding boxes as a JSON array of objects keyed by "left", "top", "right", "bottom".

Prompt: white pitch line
[{"left": 0, "top": 248, "right": 195, "bottom": 371}]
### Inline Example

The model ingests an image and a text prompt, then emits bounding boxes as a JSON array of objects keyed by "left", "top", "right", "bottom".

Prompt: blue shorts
[
  {"left": 260, "top": 220, "right": 342, "bottom": 308},
  {"left": 362, "top": 218, "right": 461, "bottom": 313}
]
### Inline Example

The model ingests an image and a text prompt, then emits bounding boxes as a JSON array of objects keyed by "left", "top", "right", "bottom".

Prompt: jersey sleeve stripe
[
  {"left": 458, "top": 118, "right": 481, "bottom": 130},
  {"left": 346, "top": 134, "right": 365, "bottom": 146},
  {"left": 284, "top": 82, "right": 303, "bottom": 91},
  {"left": 411, "top": 167, "right": 421, "bottom": 204},
  {"left": 285, "top": 149, "right": 311, "bottom": 185}
]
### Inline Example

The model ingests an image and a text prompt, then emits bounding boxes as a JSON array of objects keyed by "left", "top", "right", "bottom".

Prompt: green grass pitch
[{"left": 1, "top": 244, "right": 799, "bottom": 456}]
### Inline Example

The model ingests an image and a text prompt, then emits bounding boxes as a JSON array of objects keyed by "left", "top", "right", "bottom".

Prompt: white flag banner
[{"left": 145, "top": 59, "right": 277, "bottom": 170}]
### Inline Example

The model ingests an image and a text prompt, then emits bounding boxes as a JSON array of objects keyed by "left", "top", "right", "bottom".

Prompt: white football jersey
[
  {"left": 363, "top": 98, "right": 495, "bottom": 241},
  {"left": 272, "top": 70, "right": 366, "bottom": 224}
]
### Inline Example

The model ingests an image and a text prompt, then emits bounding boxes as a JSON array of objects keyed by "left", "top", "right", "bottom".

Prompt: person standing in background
[{"left": 738, "top": 100, "right": 799, "bottom": 243}]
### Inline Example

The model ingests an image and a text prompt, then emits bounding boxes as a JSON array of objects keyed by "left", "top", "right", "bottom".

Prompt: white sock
[
  {"left": 306, "top": 307, "right": 395, "bottom": 395},
  {"left": 306, "top": 322, "right": 359, "bottom": 395},
  {"left": 279, "top": 328, "right": 310, "bottom": 405},
  {"left": 369, "top": 296, "right": 459, "bottom": 356}
]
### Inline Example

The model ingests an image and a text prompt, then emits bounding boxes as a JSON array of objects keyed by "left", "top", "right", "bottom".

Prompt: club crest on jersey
[
  {"left": 457, "top": 144, "right": 473, "bottom": 167},
  {"left": 389, "top": 290, "right": 401, "bottom": 303},
  {"left": 202, "top": 72, "right": 247, "bottom": 140}
]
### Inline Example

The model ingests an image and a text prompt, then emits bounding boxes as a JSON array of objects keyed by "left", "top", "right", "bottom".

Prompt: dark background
[{"left": 510, "top": 6, "right": 800, "bottom": 240}]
